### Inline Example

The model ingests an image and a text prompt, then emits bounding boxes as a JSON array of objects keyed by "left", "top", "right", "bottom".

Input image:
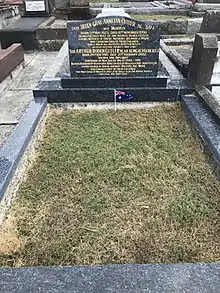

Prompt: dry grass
[{"left": 0, "top": 103, "right": 220, "bottom": 267}]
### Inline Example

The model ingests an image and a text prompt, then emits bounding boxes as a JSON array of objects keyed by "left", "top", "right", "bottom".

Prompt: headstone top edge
[
  {"left": 196, "top": 32, "right": 218, "bottom": 39},
  {"left": 66, "top": 16, "right": 159, "bottom": 26}
]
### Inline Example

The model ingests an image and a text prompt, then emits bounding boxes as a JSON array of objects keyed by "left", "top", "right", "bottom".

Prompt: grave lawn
[{"left": 0, "top": 103, "right": 220, "bottom": 267}]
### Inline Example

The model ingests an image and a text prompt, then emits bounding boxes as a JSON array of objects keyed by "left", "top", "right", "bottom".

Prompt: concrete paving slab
[
  {"left": 0, "top": 90, "right": 32, "bottom": 123},
  {"left": 0, "top": 125, "right": 14, "bottom": 149},
  {"left": 0, "top": 62, "right": 24, "bottom": 95},
  {"left": 24, "top": 51, "right": 38, "bottom": 66},
  {"left": 211, "top": 42, "right": 220, "bottom": 86},
  {"left": 10, "top": 51, "right": 57, "bottom": 90},
  {"left": 0, "top": 51, "right": 57, "bottom": 149},
  {"left": 212, "top": 87, "right": 220, "bottom": 97},
  {"left": 50, "top": 19, "right": 67, "bottom": 28}
]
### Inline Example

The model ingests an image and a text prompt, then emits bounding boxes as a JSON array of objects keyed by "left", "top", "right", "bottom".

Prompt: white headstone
[
  {"left": 96, "top": 8, "right": 130, "bottom": 18},
  {"left": 25, "top": 0, "right": 46, "bottom": 11}
]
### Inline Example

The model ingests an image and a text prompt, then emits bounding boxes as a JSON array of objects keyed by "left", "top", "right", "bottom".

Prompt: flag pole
[{"left": 114, "top": 89, "right": 117, "bottom": 111}]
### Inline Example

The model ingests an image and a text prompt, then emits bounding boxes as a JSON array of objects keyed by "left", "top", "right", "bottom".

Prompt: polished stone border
[
  {"left": 0, "top": 97, "right": 47, "bottom": 201},
  {"left": 182, "top": 93, "right": 220, "bottom": 167},
  {"left": 0, "top": 263, "right": 220, "bottom": 293}
]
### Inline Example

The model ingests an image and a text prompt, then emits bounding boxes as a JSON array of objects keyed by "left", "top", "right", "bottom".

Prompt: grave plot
[
  {"left": 0, "top": 8, "right": 220, "bottom": 292},
  {"left": 1, "top": 104, "right": 220, "bottom": 267}
]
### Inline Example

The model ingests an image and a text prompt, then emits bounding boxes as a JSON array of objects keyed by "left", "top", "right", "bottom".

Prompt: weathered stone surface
[
  {"left": 0, "top": 126, "right": 14, "bottom": 150},
  {"left": 38, "top": 39, "right": 65, "bottom": 51},
  {"left": 69, "top": 0, "right": 89, "bottom": 7},
  {"left": 160, "top": 40, "right": 189, "bottom": 77},
  {"left": 200, "top": 10, "right": 220, "bottom": 34},
  {"left": 198, "top": 86, "right": 220, "bottom": 120},
  {"left": 194, "top": 3, "right": 220, "bottom": 12},
  {"left": 188, "top": 10, "right": 205, "bottom": 18},
  {"left": 0, "top": 90, "right": 33, "bottom": 123},
  {"left": 10, "top": 51, "right": 57, "bottom": 89},
  {"left": 54, "top": 0, "right": 68, "bottom": 10},
  {"left": 0, "top": 6, "right": 20, "bottom": 29},
  {"left": 187, "top": 18, "right": 202, "bottom": 35},
  {"left": 166, "top": 20, "right": 187, "bottom": 34},
  {"left": 188, "top": 33, "right": 218, "bottom": 86},
  {"left": 157, "top": 21, "right": 167, "bottom": 35}
]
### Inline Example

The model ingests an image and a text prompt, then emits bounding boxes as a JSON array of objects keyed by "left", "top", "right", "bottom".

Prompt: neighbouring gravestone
[
  {"left": 61, "top": 15, "right": 167, "bottom": 89},
  {"left": 69, "top": 0, "right": 90, "bottom": 19},
  {"left": 198, "top": 0, "right": 220, "bottom": 3},
  {"left": 188, "top": 33, "right": 218, "bottom": 86},
  {"left": 0, "top": 44, "right": 24, "bottom": 83},
  {"left": 200, "top": 10, "right": 220, "bottom": 34},
  {"left": 23, "top": 0, "right": 51, "bottom": 16}
]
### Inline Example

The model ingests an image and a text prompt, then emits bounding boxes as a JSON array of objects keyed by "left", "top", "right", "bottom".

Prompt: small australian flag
[{"left": 114, "top": 90, "right": 134, "bottom": 102}]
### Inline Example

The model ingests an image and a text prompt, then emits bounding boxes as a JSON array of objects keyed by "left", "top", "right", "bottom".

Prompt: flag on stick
[{"left": 113, "top": 90, "right": 134, "bottom": 111}]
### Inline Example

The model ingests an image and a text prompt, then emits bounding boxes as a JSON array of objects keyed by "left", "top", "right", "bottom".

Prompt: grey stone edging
[
  {"left": 0, "top": 263, "right": 220, "bottom": 293},
  {"left": 160, "top": 40, "right": 189, "bottom": 77},
  {"left": 197, "top": 86, "right": 220, "bottom": 121},
  {"left": 0, "top": 97, "right": 47, "bottom": 201},
  {"left": 182, "top": 93, "right": 220, "bottom": 168}
]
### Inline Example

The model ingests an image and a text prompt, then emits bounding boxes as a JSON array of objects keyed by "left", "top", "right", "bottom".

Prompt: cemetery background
[{"left": 0, "top": 0, "right": 220, "bottom": 292}]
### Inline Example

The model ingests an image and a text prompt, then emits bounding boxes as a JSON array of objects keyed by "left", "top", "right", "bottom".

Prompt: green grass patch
[{"left": 0, "top": 104, "right": 220, "bottom": 267}]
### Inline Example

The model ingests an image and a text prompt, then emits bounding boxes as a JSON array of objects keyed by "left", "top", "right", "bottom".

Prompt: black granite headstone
[{"left": 62, "top": 16, "right": 165, "bottom": 88}]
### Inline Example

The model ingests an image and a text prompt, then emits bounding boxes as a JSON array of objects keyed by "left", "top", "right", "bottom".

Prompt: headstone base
[
  {"left": 33, "top": 78, "right": 194, "bottom": 103},
  {"left": 61, "top": 75, "right": 168, "bottom": 88}
]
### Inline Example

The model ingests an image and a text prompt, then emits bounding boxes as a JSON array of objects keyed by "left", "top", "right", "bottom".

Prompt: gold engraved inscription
[{"left": 70, "top": 22, "right": 158, "bottom": 76}]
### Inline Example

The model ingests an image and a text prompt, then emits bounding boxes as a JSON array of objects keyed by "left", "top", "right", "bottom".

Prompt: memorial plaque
[
  {"left": 25, "top": 0, "right": 46, "bottom": 11},
  {"left": 67, "top": 17, "right": 160, "bottom": 78},
  {"left": 23, "top": 0, "right": 50, "bottom": 16}
]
